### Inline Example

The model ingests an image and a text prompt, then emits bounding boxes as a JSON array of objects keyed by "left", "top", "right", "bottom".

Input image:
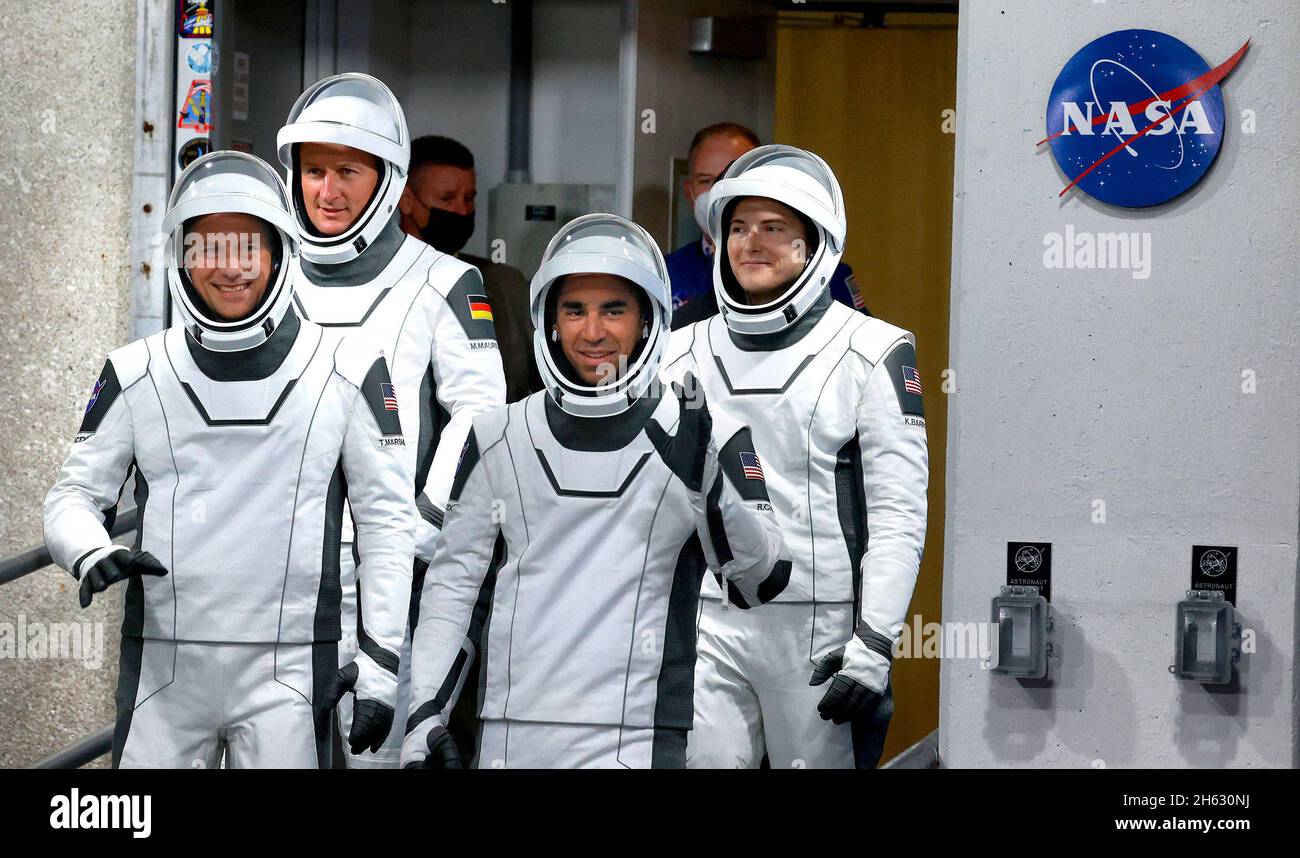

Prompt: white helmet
[
  {"left": 162, "top": 150, "right": 299, "bottom": 353},
  {"left": 530, "top": 214, "right": 672, "bottom": 418},
  {"left": 707, "top": 144, "right": 846, "bottom": 334},
  {"left": 276, "top": 72, "right": 409, "bottom": 265}
]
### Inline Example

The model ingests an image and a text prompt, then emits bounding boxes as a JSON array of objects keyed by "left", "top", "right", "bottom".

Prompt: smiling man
[
  {"left": 552, "top": 273, "right": 650, "bottom": 385},
  {"left": 180, "top": 211, "right": 273, "bottom": 318},
  {"left": 43, "top": 151, "right": 415, "bottom": 768},
  {"left": 401, "top": 214, "right": 790, "bottom": 769},
  {"left": 278, "top": 75, "right": 507, "bottom": 768}
]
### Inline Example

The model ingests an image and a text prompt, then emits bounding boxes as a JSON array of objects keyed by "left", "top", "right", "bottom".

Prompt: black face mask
[{"left": 420, "top": 205, "right": 475, "bottom": 255}]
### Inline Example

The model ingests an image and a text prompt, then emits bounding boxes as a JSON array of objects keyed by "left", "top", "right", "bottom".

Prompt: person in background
[
  {"left": 399, "top": 135, "right": 539, "bottom": 402},
  {"left": 667, "top": 122, "right": 869, "bottom": 330}
]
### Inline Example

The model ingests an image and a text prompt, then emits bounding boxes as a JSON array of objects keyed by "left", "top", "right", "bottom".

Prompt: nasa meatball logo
[
  {"left": 1041, "top": 30, "right": 1249, "bottom": 207},
  {"left": 1014, "top": 546, "right": 1043, "bottom": 574},
  {"left": 1198, "top": 548, "right": 1229, "bottom": 578}
]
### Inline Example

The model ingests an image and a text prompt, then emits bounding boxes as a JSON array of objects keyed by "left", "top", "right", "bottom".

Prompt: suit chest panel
[
  {"left": 138, "top": 329, "right": 344, "bottom": 491},
  {"left": 699, "top": 325, "right": 865, "bottom": 478}
]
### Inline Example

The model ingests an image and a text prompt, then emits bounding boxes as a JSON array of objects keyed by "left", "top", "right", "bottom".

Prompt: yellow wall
[{"left": 775, "top": 13, "right": 957, "bottom": 761}]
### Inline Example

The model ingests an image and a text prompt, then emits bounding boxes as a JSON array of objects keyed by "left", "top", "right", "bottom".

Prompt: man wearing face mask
[
  {"left": 43, "top": 151, "right": 415, "bottom": 767},
  {"left": 397, "top": 135, "right": 538, "bottom": 403},
  {"left": 279, "top": 74, "right": 507, "bottom": 769},
  {"left": 667, "top": 123, "right": 868, "bottom": 331}
]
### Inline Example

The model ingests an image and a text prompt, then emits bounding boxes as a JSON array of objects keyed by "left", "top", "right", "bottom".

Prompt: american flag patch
[
  {"left": 85, "top": 379, "right": 106, "bottom": 414},
  {"left": 380, "top": 382, "right": 399, "bottom": 411},
  {"left": 845, "top": 273, "right": 866, "bottom": 310},
  {"left": 739, "top": 452, "right": 764, "bottom": 481},
  {"left": 902, "top": 366, "right": 923, "bottom": 396}
]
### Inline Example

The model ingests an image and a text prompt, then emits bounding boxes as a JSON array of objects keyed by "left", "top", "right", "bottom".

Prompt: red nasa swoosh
[{"left": 1038, "top": 39, "right": 1250, "bottom": 198}]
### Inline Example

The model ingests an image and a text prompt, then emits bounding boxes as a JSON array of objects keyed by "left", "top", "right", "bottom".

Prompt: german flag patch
[{"left": 467, "top": 295, "right": 494, "bottom": 322}]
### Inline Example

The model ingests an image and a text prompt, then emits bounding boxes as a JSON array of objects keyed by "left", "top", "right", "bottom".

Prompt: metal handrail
[
  {"left": 0, "top": 507, "right": 138, "bottom": 586},
  {"left": 33, "top": 726, "right": 114, "bottom": 769},
  {"left": 881, "top": 728, "right": 940, "bottom": 768},
  {"left": 4, "top": 508, "right": 137, "bottom": 767}
]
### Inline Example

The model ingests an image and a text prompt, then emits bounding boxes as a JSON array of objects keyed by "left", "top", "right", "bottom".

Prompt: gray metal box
[{"left": 487, "top": 183, "right": 616, "bottom": 280}]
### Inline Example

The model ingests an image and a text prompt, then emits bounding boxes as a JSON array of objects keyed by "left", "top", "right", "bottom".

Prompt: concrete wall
[
  {"left": 0, "top": 0, "right": 139, "bottom": 767},
  {"left": 939, "top": 0, "right": 1300, "bottom": 768}
]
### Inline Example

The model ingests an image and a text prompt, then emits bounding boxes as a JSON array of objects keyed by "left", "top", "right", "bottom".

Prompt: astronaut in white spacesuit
[
  {"left": 400, "top": 214, "right": 790, "bottom": 769},
  {"left": 42, "top": 151, "right": 415, "bottom": 768},
  {"left": 277, "top": 73, "right": 507, "bottom": 767},
  {"left": 660, "top": 144, "right": 929, "bottom": 769}
]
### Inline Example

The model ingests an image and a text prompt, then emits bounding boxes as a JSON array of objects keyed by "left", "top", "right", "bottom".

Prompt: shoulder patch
[
  {"left": 843, "top": 271, "right": 867, "bottom": 311},
  {"left": 718, "top": 427, "right": 772, "bottom": 503},
  {"left": 360, "top": 357, "right": 406, "bottom": 443},
  {"left": 441, "top": 268, "right": 499, "bottom": 343},
  {"left": 883, "top": 342, "right": 925, "bottom": 420},
  {"left": 76, "top": 360, "right": 122, "bottom": 441}
]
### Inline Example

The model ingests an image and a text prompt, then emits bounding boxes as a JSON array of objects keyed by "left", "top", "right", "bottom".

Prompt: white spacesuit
[
  {"left": 401, "top": 214, "right": 790, "bottom": 769},
  {"left": 277, "top": 73, "right": 507, "bottom": 767},
  {"left": 660, "top": 145, "right": 929, "bottom": 769},
  {"left": 42, "top": 151, "right": 416, "bottom": 768}
]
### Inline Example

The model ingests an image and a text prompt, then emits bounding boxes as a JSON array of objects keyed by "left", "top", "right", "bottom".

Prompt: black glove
[
  {"left": 320, "top": 661, "right": 396, "bottom": 755},
  {"left": 810, "top": 646, "right": 886, "bottom": 725},
  {"left": 644, "top": 372, "right": 712, "bottom": 492},
  {"left": 78, "top": 549, "right": 168, "bottom": 608},
  {"left": 402, "top": 725, "right": 465, "bottom": 770}
]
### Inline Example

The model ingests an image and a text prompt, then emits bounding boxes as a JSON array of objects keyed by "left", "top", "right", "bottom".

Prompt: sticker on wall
[
  {"left": 1191, "top": 545, "right": 1237, "bottom": 604},
  {"left": 178, "top": 137, "right": 210, "bottom": 170},
  {"left": 1007, "top": 542, "right": 1051, "bottom": 601},
  {"left": 177, "top": 80, "right": 212, "bottom": 132},
  {"left": 185, "top": 41, "right": 212, "bottom": 75},
  {"left": 179, "top": 0, "right": 214, "bottom": 38},
  {"left": 1040, "top": 30, "right": 1250, "bottom": 207}
]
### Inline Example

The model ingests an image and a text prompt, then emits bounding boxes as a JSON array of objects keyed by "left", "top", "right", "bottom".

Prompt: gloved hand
[
  {"left": 401, "top": 724, "right": 465, "bottom": 770},
  {"left": 78, "top": 547, "right": 168, "bottom": 608},
  {"left": 321, "top": 659, "right": 396, "bottom": 755},
  {"left": 810, "top": 645, "right": 886, "bottom": 725},
  {"left": 645, "top": 372, "right": 712, "bottom": 493}
]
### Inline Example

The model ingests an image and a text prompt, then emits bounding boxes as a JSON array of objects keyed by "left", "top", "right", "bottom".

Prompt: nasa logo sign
[{"left": 1042, "top": 30, "right": 1249, "bottom": 207}]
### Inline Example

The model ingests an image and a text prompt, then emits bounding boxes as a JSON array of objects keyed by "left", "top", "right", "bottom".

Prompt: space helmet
[
  {"left": 162, "top": 150, "right": 298, "bottom": 352},
  {"left": 276, "top": 72, "right": 409, "bottom": 265},
  {"left": 707, "top": 144, "right": 846, "bottom": 334},
  {"left": 530, "top": 214, "right": 672, "bottom": 418}
]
